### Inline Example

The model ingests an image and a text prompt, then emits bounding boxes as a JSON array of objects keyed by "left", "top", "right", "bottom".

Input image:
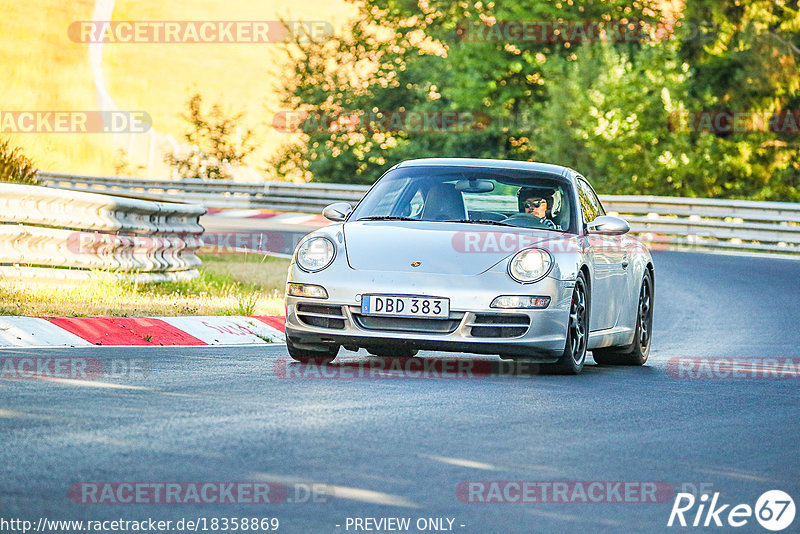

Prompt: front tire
[
  {"left": 593, "top": 270, "right": 653, "bottom": 366},
  {"left": 541, "top": 271, "right": 589, "bottom": 375},
  {"left": 286, "top": 336, "right": 339, "bottom": 365}
]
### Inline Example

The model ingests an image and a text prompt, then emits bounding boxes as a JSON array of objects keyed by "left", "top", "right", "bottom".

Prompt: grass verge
[{"left": 0, "top": 253, "right": 289, "bottom": 317}]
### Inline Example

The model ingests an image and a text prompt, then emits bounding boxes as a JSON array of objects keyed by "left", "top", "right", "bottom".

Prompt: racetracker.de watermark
[
  {"left": 198, "top": 231, "right": 289, "bottom": 254},
  {"left": 455, "top": 19, "right": 743, "bottom": 44},
  {"left": 0, "top": 357, "right": 149, "bottom": 380},
  {"left": 456, "top": 481, "right": 674, "bottom": 503},
  {"left": 274, "top": 357, "right": 553, "bottom": 379},
  {"left": 451, "top": 232, "right": 651, "bottom": 255},
  {"left": 669, "top": 110, "right": 800, "bottom": 134},
  {"left": 68, "top": 20, "right": 333, "bottom": 43},
  {"left": 66, "top": 231, "right": 291, "bottom": 256},
  {"left": 0, "top": 111, "right": 151, "bottom": 134},
  {"left": 69, "top": 482, "right": 331, "bottom": 504},
  {"left": 272, "top": 110, "right": 495, "bottom": 134},
  {"left": 65, "top": 230, "right": 701, "bottom": 260},
  {"left": 666, "top": 357, "right": 800, "bottom": 379},
  {"left": 456, "top": 19, "right": 665, "bottom": 43}
]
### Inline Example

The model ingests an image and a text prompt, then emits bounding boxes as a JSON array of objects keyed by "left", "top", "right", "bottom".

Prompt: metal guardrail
[
  {"left": 38, "top": 171, "right": 368, "bottom": 213},
  {"left": 36, "top": 171, "right": 800, "bottom": 257},
  {"left": 0, "top": 183, "right": 206, "bottom": 282},
  {"left": 602, "top": 195, "right": 800, "bottom": 255}
]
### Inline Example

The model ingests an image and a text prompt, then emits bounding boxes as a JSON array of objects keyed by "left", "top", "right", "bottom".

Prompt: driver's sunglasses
[{"left": 524, "top": 199, "right": 546, "bottom": 209}]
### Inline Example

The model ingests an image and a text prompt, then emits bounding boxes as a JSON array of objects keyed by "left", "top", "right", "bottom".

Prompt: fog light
[
  {"left": 490, "top": 295, "right": 550, "bottom": 309},
  {"left": 288, "top": 283, "right": 328, "bottom": 299}
]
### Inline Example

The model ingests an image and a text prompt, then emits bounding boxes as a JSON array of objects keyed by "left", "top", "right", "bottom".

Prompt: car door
[{"left": 577, "top": 177, "right": 628, "bottom": 330}]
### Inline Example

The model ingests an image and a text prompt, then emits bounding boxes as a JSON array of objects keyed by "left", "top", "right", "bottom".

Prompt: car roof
[{"left": 392, "top": 158, "right": 577, "bottom": 182}]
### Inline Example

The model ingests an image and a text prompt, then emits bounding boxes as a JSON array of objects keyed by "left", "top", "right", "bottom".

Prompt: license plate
[{"left": 361, "top": 295, "right": 449, "bottom": 318}]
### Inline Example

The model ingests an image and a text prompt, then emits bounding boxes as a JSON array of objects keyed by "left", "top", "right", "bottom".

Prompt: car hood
[{"left": 343, "top": 221, "right": 559, "bottom": 275}]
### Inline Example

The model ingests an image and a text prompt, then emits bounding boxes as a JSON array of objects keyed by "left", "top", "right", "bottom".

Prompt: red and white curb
[
  {"left": 0, "top": 316, "right": 286, "bottom": 348},
  {"left": 204, "top": 209, "right": 328, "bottom": 226}
]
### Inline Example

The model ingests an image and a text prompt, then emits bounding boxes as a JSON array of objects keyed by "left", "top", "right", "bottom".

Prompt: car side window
[{"left": 577, "top": 178, "right": 605, "bottom": 224}]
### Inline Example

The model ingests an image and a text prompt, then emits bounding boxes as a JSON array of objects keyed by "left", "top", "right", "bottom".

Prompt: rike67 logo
[{"left": 668, "top": 490, "right": 795, "bottom": 531}]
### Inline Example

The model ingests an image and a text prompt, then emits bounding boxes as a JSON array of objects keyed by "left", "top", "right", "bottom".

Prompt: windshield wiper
[
  {"left": 443, "top": 219, "right": 519, "bottom": 228},
  {"left": 356, "top": 216, "right": 419, "bottom": 222}
]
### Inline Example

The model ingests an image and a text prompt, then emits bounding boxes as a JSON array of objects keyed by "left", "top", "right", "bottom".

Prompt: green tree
[
  {"left": 269, "top": 1, "right": 661, "bottom": 184},
  {"left": 270, "top": 0, "right": 799, "bottom": 200},
  {"left": 166, "top": 93, "right": 258, "bottom": 180},
  {"left": 676, "top": 0, "right": 800, "bottom": 199}
]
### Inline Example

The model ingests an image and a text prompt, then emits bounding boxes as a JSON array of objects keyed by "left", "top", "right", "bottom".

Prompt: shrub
[{"left": 0, "top": 137, "right": 38, "bottom": 184}]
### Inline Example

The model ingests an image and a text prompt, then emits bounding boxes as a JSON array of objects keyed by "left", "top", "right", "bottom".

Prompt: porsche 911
[{"left": 284, "top": 158, "right": 654, "bottom": 374}]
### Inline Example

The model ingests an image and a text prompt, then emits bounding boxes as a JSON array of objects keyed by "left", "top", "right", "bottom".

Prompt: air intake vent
[
  {"left": 468, "top": 314, "right": 530, "bottom": 338},
  {"left": 352, "top": 313, "right": 463, "bottom": 334},
  {"left": 296, "top": 303, "right": 346, "bottom": 329}
]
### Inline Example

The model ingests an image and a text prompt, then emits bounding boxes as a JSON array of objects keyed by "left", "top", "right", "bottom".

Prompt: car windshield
[{"left": 350, "top": 165, "right": 577, "bottom": 233}]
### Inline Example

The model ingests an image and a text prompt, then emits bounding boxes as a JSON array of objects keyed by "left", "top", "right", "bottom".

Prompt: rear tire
[
  {"left": 540, "top": 271, "right": 589, "bottom": 375},
  {"left": 286, "top": 336, "right": 339, "bottom": 365},
  {"left": 592, "top": 270, "right": 653, "bottom": 366}
]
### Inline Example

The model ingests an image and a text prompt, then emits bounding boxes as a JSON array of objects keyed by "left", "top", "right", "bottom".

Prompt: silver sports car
[{"left": 284, "top": 158, "right": 654, "bottom": 374}]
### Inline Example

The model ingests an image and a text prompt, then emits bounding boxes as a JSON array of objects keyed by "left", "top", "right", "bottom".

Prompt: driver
[{"left": 517, "top": 187, "right": 560, "bottom": 230}]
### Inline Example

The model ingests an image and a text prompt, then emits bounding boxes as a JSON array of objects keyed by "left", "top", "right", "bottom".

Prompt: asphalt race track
[
  {"left": 200, "top": 214, "right": 316, "bottom": 256},
  {"left": 1, "top": 251, "right": 798, "bottom": 533}
]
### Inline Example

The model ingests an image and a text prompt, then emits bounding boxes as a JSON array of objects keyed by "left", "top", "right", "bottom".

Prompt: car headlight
[
  {"left": 296, "top": 237, "right": 336, "bottom": 272},
  {"left": 508, "top": 247, "right": 553, "bottom": 283}
]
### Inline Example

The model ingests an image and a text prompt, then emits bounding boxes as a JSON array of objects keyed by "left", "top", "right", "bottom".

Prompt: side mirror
[
  {"left": 586, "top": 215, "right": 630, "bottom": 235},
  {"left": 322, "top": 202, "right": 352, "bottom": 222}
]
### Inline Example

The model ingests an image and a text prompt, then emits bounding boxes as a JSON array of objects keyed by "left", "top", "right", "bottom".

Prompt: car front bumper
[{"left": 285, "top": 269, "right": 574, "bottom": 360}]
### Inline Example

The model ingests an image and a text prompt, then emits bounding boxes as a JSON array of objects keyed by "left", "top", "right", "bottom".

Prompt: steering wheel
[{"left": 502, "top": 213, "right": 555, "bottom": 230}]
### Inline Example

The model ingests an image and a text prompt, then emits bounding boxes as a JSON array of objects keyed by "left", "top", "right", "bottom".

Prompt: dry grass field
[{"left": 0, "top": 0, "right": 355, "bottom": 176}]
